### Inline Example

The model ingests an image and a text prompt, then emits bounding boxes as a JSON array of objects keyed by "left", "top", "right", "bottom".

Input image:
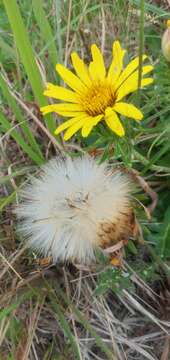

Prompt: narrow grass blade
[
  {"left": 0, "top": 74, "right": 44, "bottom": 160},
  {"left": 0, "top": 302, "right": 19, "bottom": 321},
  {"left": 0, "top": 290, "right": 34, "bottom": 321},
  {"left": 0, "top": 112, "right": 44, "bottom": 165},
  {"left": 142, "top": 143, "right": 170, "bottom": 175},
  {"left": 3, "top": 0, "right": 55, "bottom": 133},
  {"left": 0, "top": 37, "right": 16, "bottom": 60},
  {"left": 0, "top": 288, "right": 42, "bottom": 321},
  {"left": 138, "top": 0, "right": 145, "bottom": 91},
  {"left": 32, "top": 0, "right": 58, "bottom": 69},
  {"left": 55, "top": 0, "right": 63, "bottom": 63},
  {"left": 0, "top": 192, "right": 16, "bottom": 211},
  {"left": 49, "top": 296, "right": 81, "bottom": 360}
]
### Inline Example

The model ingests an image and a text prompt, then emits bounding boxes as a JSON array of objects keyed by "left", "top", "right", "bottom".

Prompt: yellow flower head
[{"left": 41, "top": 41, "right": 153, "bottom": 140}]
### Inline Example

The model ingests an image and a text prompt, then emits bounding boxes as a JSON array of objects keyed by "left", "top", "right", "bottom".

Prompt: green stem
[
  {"left": 134, "top": 150, "right": 170, "bottom": 174},
  {"left": 138, "top": 0, "right": 145, "bottom": 93}
]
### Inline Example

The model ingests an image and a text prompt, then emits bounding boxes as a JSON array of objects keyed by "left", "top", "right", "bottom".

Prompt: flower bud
[{"left": 162, "top": 20, "right": 170, "bottom": 61}]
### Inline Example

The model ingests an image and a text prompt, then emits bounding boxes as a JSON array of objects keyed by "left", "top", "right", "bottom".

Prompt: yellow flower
[{"left": 41, "top": 41, "right": 153, "bottom": 140}]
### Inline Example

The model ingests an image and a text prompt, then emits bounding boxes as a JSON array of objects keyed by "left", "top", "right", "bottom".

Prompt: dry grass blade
[
  {"left": 160, "top": 336, "right": 170, "bottom": 360},
  {"left": 0, "top": 245, "right": 26, "bottom": 282},
  {"left": 15, "top": 298, "right": 45, "bottom": 360},
  {"left": 122, "top": 290, "right": 170, "bottom": 334}
]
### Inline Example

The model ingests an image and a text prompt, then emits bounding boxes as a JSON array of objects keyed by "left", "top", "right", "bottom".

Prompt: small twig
[
  {"left": 7, "top": 162, "right": 19, "bottom": 190},
  {"left": 104, "top": 240, "right": 124, "bottom": 254},
  {"left": 0, "top": 245, "right": 27, "bottom": 281},
  {"left": 66, "top": 142, "right": 85, "bottom": 153},
  {"left": 0, "top": 252, "right": 23, "bottom": 281}
]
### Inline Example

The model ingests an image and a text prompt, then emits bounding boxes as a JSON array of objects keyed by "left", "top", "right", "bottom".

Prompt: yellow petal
[
  {"left": 43, "top": 83, "right": 79, "bottom": 103},
  {"left": 142, "top": 65, "right": 154, "bottom": 75},
  {"left": 89, "top": 44, "right": 106, "bottom": 80},
  {"left": 141, "top": 78, "right": 154, "bottom": 87},
  {"left": 118, "top": 65, "right": 153, "bottom": 92},
  {"left": 40, "top": 104, "right": 57, "bottom": 115},
  {"left": 54, "top": 115, "right": 87, "bottom": 135},
  {"left": 47, "top": 103, "right": 83, "bottom": 112},
  {"left": 81, "top": 114, "right": 103, "bottom": 137},
  {"left": 116, "top": 77, "right": 154, "bottom": 102},
  {"left": 64, "top": 118, "right": 87, "bottom": 140},
  {"left": 113, "top": 102, "right": 143, "bottom": 120},
  {"left": 115, "top": 55, "right": 147, "bottom": 89},
  {"left": 107, "top": 41, "right": 126, "bottom": 83},
  {"left": 116, "top": 65, "right": 154, "bottom": 102},
  {"left": 56, "top": 64, "right": 86, "bottom": 93},
  {"left": 105, "top": 107, "right": 125, "bottom": 137},
  {"left": 71, "top": 52, "right": 92, "bottom": 86},
  {"left": 40, "top": 103, "right": 84, "bottom": 116}
]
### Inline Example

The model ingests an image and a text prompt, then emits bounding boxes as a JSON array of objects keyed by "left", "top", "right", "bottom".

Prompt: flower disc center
[{"left": 80, "top": 81, "right": 116, "bottom": 116}]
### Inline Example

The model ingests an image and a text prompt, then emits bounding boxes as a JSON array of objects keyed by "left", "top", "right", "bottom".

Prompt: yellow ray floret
[
  {"left": 40, "top": 40, "right": 153, "bottom": 140},
  {"left": 71, "top": 52, "right": 92, "bottom": 86},
  {"left": 107, "top": 41, "right": 126, "bottom": 82},
  {"left": 89, "top": 44, "right": 106, "bottom": 80}
]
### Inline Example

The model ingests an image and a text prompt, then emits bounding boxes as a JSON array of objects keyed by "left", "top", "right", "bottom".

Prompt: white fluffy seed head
[{"left": 16, "top": 156, "right": 132, "bottom": 263}]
